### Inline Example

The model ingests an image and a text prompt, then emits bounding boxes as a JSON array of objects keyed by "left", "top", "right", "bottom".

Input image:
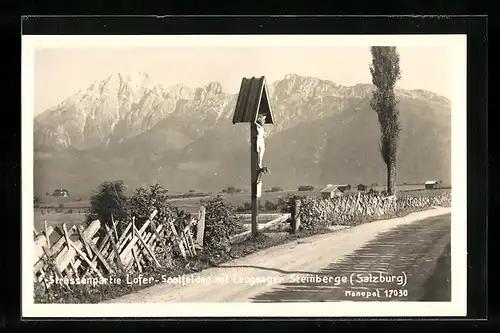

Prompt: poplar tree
[{"left": 369, "top": 46, "right": 402, "bottom": 196}]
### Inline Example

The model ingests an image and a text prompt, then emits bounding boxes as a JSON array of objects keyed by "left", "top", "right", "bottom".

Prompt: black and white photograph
[{"left": 22, "top": 34, "right": 467, "bottom": 317}]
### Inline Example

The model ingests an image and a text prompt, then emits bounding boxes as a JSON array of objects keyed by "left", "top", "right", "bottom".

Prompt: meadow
[{"left": 33, "top": 184, "right": 449, "bottom": 232}]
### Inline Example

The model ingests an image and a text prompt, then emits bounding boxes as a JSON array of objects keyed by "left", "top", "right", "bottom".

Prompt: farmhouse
[
  {"left": 320, "top": 184, "right": 348, "bottom": 199},
  {"left": 52, "top": 188, "right": 69, "bottom": 197},
  {"left": 357, "top": 184, "right": 368, "bottom": 191},
  {"left": 424, "top": 181, "right": 439, "bottom": 190}
]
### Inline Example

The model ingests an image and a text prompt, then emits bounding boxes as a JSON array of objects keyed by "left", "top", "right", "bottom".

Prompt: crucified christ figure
[{"left": 255, "top": 114, "right": 270, "bottom": 182}]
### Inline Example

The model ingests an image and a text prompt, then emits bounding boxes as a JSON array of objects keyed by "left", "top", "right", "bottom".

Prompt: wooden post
[
  {"left": 111, "top": 214, "right": 118, "bottom": 239},
  {"left": 132, "top": 223, "right": 161, "bottom": 267},
  {"left": 75, "top": 224, "right": 114, "bottom": 275},
  {"left": 250, "top": 123, "right": 259, "bottom": 237},
  {"left": 196, "top": 206, "right": 206, "bottom": 246},
  {"left": 292, "top": 199, "right": 301, "bottom": 234},
  {"left": 44, "top": 220, "right": 50, "bottom": 248},
  {"left": 233, "top": 77, "right": 275, "bottom": 238},
  {"left": 132, "top": 247, "right": 142, "bottom": 273},
  {"left": 169, "top": 219, "right": 187, "bottom": 259},
  {"left": 104, "top": 224, "right": 125, "bottom": 272}
]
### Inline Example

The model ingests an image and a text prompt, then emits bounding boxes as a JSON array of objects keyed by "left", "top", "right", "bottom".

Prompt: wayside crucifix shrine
[{"left": 232, "top": 76, "right": 275, "bottom": 237}]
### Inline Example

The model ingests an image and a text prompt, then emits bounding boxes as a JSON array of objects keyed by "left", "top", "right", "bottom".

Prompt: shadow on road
[
  {"left": 420, "top": 242, "right": 451, "bottom": 301},
  {"left": 245, "top": 215, "right": 452, "bottom": 303}
]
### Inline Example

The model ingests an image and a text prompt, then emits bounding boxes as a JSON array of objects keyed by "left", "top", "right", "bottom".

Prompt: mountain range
[{"left": 33, "top": 72, "right": 451, "bottom": 196}]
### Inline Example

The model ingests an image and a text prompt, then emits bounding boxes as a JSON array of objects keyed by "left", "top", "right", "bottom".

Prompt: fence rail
[
  {"left": 33, "top": 207, "right": 206, "bottom": 287},
  {"left": 230, "top": 213, "right": 291, "bottom": 243}
]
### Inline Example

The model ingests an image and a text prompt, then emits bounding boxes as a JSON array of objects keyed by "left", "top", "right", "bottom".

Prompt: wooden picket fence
[
  {"left": 33, "top": 206, "right": 206, "bottom": 287},
  {"left": 292, "top": 191, "right": 451, "bottom": 230}
]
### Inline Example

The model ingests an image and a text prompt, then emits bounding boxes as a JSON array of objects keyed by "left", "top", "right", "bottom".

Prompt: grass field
[
  {"left": 33, "top": 184, "right": 450, "bottom": 232},
  {"left": 35, "top": 183, "right": 447, "bottom": 211},
  {"left": 34, "top": 190, "right": 215, "bottom": 210},
  {"left": 33, "top": 210, "right": 87, "bottom": 232}
]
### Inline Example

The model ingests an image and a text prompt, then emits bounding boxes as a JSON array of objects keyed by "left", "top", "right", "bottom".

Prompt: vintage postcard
[{"left": 22, "top": 34, "right": 467, "bottom": 318}]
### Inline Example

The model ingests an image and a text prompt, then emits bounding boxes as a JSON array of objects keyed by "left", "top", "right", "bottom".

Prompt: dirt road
[{"left": 102, "top": 207, "right": 451, "bottom": 303}]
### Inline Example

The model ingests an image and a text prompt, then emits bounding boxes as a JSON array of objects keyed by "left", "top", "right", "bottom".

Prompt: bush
[
  {"left": 128, "top": 184, "right": 179, "bottom": 229},
  {"left": 202, "top": 196, "right": 245, "bottom": 252},
  {"left": 236, "top": 202, "right": 252, "bottom": 212},
  {"left": 293, "top": 197, "right": 331, "bottom": 230},
  {"left": 56, "top": 203, "right": 64, "bottom": 213},
  {"left": 225, "top": 186, "right": 242, "bottom": 195},
  {"left": 166, "top": 192, "right": 209, "bottom": 199},
  {"left": 236, "top": 200, "right": 279, "bottom": 213},
  {"left": 86, "top": 180, "right": 129, "bottom": 229},
  {"left": 67, "top": 209, "right": 73, "bottom": 214},
  {"left": 298, "top": 185, "right": 314, "bottom": 192},
  {"left": 279, "top": 194, "right": 306, "bottom": 215},
  {"left": 264, "top": 200, "right": 278, "bottom": 212}
]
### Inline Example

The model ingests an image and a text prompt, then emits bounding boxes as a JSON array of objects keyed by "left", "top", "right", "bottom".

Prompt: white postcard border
[{"left": 22, "top": 34, "right": 468, "bottom": 318}]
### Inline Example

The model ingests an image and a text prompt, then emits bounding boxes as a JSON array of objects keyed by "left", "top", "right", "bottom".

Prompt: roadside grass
[{"left": 34, "top": 205, "right": 437, "bottom": 304}]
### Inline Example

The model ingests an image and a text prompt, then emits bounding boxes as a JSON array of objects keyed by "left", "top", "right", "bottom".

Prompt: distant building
[
  {"left": 320, "top": 184, "right": 347, "bottom": 199},
  {"left": 52, "top": 188, "right": 69, "bottom": 197},
  {"left": 338, "top": 184, "right": 351, "bottom": 191},
  {"left": 424, "top": 181, "right": 439, "bottom": 190},
  {"left": 357, "top": 184, "right": 368, "bottom": 191}
]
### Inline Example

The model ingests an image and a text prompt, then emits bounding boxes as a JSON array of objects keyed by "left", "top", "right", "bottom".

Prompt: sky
[{"left": 34, "top": 46, "right": 452, "bottom": 116}]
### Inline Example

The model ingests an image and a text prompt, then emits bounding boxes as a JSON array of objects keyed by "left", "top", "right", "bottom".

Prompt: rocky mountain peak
[
  {"left": 193, "top": 81, "right": 224, "bottom": 102},
  {"left": 272, "top": 73, "right": 346, "bottom": 100},
  {"left": 206, "top": 81, "right": 223, "bottom": 93},
  {"left": 34, "top": 71, "right": 450, "bottom": 153}
]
